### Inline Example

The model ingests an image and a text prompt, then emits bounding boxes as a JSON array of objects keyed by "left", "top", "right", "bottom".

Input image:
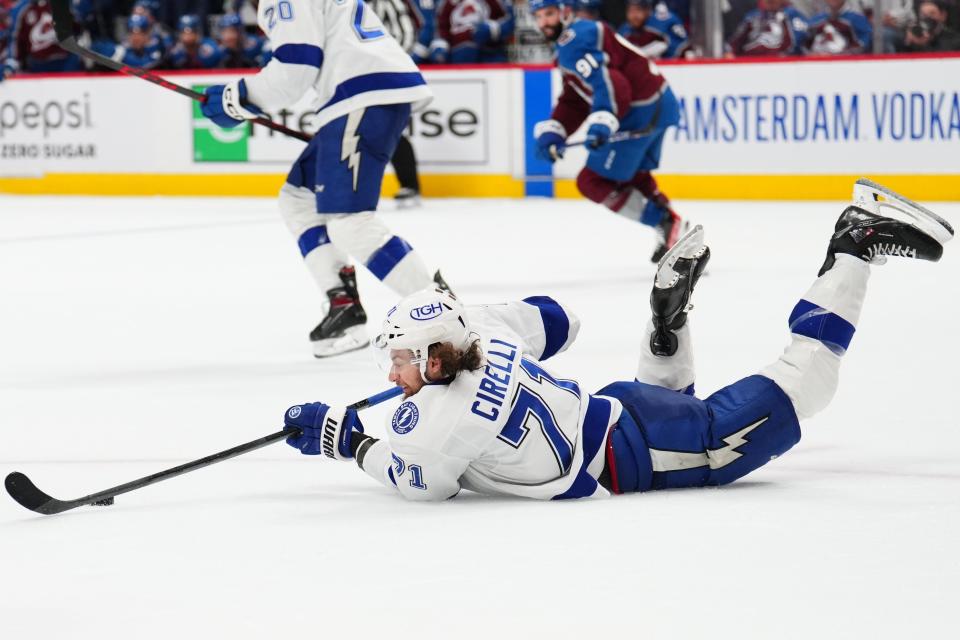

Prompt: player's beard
[{"left": 541, "top": 22, "right": 564, "bottom": 42}]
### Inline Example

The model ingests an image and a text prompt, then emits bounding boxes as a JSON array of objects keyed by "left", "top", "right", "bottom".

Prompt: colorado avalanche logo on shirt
[{"left": 392, "top": 401, "right": 420, "bottom": 434}]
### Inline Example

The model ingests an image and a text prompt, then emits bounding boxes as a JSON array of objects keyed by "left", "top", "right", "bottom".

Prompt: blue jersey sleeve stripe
[
  {"left": 367, "top": 235, "right": 414, "bottom": 281},
  {"left": 387, "top": 466, "right": 397, "bottom": 486},
  {"left": 273, "top": 43, "right": 325, "bottom": 68},
  {"left": 788, "top": 299, "right": 856, "bottom": 356},
  {"left": 552, "top": 395, "right": 612, "bottom": 500},
  {"left": 297, "top": 225, "right": 331, "bottom": 257},
  {"left": 522, "top": 296, "right": 570, "bottom": 360}
]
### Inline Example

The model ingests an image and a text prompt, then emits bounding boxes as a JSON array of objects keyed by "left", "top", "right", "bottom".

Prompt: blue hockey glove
[
  {"left": 585, "top": 110, "right": 620, "bottom": 149},
  {"left": 533, "top": 119, "right": 567, "bottom": 163},
  {"left": 284, "top": 402, "right": 364, "bottom": 460},
  {"left": 201, "top": 79, "right": 264, "bottom": 129}
]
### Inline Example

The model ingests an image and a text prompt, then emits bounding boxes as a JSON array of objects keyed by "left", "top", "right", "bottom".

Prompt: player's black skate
[
  {"left": 310, "top": 266, "right": 369, "bottom": 358},
  {"left": 650, "top": 224, "right": 709, "bottom": 357},
  {"left": 650, "top": 202, "right": 689, "bottom": 263},
  {"left": 818, "top": 179, "right": 954, "bottom": 276}
]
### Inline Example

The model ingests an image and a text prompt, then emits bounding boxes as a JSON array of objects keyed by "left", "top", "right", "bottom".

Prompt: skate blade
[
  {"left": 655, "top": 224, "right": 705, "bottom": 289},
  {"left": 854, "top": 178, "right": 955, "bottom": 245},
  {"left": 312, "top": 326, "right": 370, "bottom": 358}
]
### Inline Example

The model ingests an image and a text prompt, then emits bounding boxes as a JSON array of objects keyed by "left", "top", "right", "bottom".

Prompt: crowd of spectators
[
  {"left": 723, "top": 0, "right": 960, "bottom": 56},
  {"left": 0, "top": 0, "right": 269, "bottom": 78},
  {"left": 0, "top": 0, "right": 958, "bottom": 81}
]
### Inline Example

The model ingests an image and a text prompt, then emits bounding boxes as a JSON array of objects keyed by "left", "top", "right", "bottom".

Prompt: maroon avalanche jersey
[
  {"left": 436, "top": 0, "right": 508, "bottom": 51},
  {"left": 9, "top": 0, "right": 68, "bottom": 65}
]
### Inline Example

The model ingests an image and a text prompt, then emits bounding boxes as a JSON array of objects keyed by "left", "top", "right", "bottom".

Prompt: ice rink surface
[{"left": 1, "top": 194, "right": 957, "bottom": 639}]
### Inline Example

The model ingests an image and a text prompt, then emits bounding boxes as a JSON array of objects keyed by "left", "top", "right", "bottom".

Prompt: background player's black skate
[
  {"left": 650, "top": 226, "right": 710, "bottom": 357},
  {"left": 819, "top": 179, "right": 955, "bottom": 276},
  {"left": 311, "top": 266, "right": 369, "bottom": 358}
]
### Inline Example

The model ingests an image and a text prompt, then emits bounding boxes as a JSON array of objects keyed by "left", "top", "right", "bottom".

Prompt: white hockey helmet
[{"left": 374, "top": 287, "right": 472, "bottom": 380}]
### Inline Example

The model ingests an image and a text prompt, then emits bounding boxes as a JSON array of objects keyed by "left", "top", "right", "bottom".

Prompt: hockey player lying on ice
[{"left": 281, "top": 180, "right": 954, "bottom": 500}]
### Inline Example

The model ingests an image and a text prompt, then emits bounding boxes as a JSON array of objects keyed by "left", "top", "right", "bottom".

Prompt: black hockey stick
[
  {"left": 49, "top": 0, "right": 311, "bottom": 143},
  {"left": 4, "top": 386, "right": 404, "bottom": 516}
]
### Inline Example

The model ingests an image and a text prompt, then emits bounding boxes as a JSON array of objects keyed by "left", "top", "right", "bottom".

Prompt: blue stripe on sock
[
  {"left": 522, "top": 296, "right": 570, "bottom": 360},
  {"left": 366, "top": 236, "right": 414, "bottom": 281},
  {"left": 788, "top": 299, "right": 856, "bottom": 356},
  {"left": 297, "top": 225, "right": 330, "bottom": 257}
]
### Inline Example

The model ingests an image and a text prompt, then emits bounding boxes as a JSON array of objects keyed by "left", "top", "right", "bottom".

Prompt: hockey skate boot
[
  {"left": 310, "top": 266, "right": 369, "bottom": 358},
  {"left": 650, "top": 201, "right": 689, "bottom": 263},
  {"left": 650, "top": 224, "right": 710, "bottom": 357},
  {"left": 395, "top": 187, "right": 422, "bottom": 210},
  {"left": 818, "top": 178, "right": 954, "bottom": 276}
]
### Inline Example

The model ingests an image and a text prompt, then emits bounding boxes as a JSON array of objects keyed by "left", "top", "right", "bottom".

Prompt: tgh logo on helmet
[{"left": 410, "top": 302, "right": 444, "bottom": 321}]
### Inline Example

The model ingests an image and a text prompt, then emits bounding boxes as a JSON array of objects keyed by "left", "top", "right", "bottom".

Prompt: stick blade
[{"left": 5, "top": 472, "right": 70, "bottom": 515}]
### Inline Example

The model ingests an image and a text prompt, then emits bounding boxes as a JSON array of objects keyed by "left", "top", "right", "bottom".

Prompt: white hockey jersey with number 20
[
  {"left": 245, "top": 0, "right": 433, "bottom": 128},
  {"left": 359, "top": 298, "right": 622, "bottom": 500}
]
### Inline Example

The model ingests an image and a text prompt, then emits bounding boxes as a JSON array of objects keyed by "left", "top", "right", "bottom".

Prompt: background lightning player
[
  {"left": 199, "top": 0, "right": 450, "bottom": 357},
  {"left": 279, "top": 180, "right": 953, "bottom": 500},
  {"left": 531, "top": 0, "right": 685, "bottom": 263}
]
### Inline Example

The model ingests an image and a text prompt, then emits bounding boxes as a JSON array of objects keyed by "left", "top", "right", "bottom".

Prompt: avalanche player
[
  {"left": 4, "top": 0, "right": 83, "bottom": 75},
  {"left": 430, "top": 0, "right": 514, "bottom": 63},
  {"left": 280, "top": 180, "right": 954, "bottom": 500},
  {"left": 619, "top": 0, "right": 691, "bottom": 60},
  {"left": 167, "top": 14, "right": 222, "bottom": 69},
  {"left": 199, "top": 0, "right": 447, "bottom": 357},
  {"left": 805, "top": 0, "right": 872, "bottom": 55},
  {"left": 531, "top": 0, "right": 685, "bottom": 262}
]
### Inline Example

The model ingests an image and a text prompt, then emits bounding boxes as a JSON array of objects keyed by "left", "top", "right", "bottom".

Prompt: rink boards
[{"left": 1, "top": 54, "right": 958, "bottom": 200}]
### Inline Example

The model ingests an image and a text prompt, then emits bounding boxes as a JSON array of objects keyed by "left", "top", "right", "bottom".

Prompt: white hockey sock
[
  {"left": 327, "top": 212, "right": 432, "bottom": 296},
  {"left": 636, "top": 320, "right": 695, "bottom": 392},
  {"left": 761, "top": 254, "right": 871, "bottom": 419},
  {"left": 278, "top": 184, "right": 348, "bottom": 292}
]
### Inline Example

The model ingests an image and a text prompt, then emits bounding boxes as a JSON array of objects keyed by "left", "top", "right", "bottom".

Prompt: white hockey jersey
[
  {"left": 359, "top": 297, "right": 622, "bottom": 501},
  {"left": 245, "top": 0, "right": 433, "bottom": 128}
]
